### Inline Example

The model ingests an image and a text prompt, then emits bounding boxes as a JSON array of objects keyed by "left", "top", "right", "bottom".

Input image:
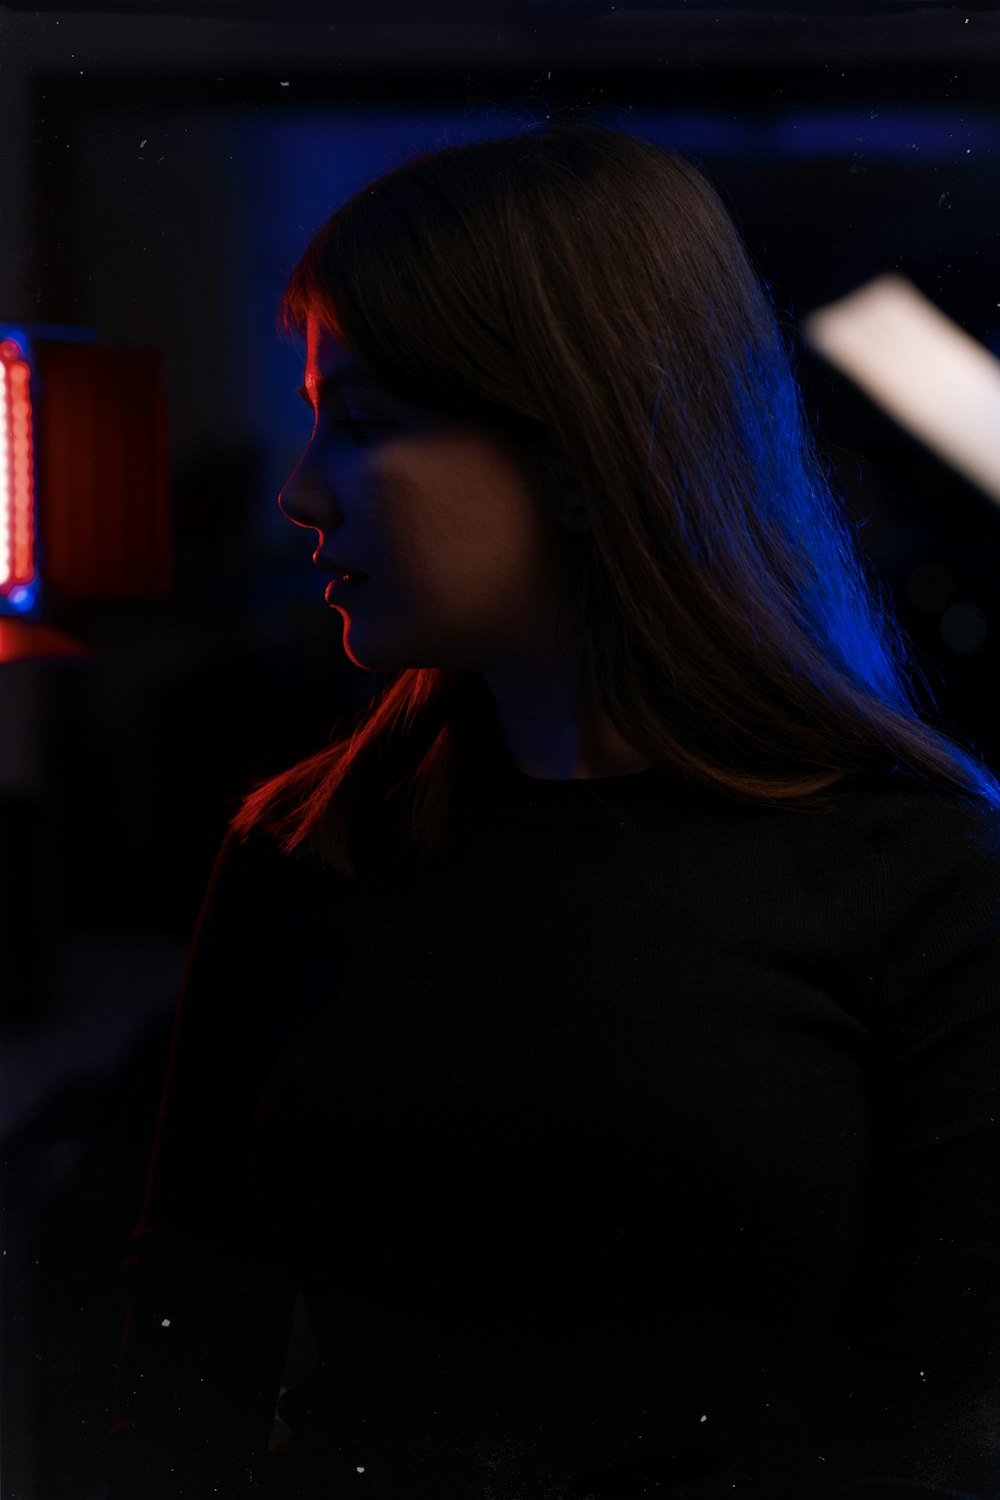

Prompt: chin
[
  {"left": 341, "top": 635, "right": 414, "bottom": 674},
  {"left": 339, "top": 620, "right": 474, "bottom": 676},
  {"left": 343, "top": 647, "right": 399, "bottom": 673}
]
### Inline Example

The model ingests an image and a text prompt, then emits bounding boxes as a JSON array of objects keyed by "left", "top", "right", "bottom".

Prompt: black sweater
[{"left": 97, "top": 743, "right": 1000, "bottom": 1500}]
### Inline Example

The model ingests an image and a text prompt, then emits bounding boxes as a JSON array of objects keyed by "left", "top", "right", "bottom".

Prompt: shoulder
[
  {"left": 809, "top": 771, "right": 1000, "bottom": 857},
  {"left": 198, "top": 819, "right": 325, "bottom": 929},
  {"left": 776, "top": 774, "right": 1000, "bottom": 960},
  {"left": 846, "top": 779, "right": 1000, "bottom": 1017},
  {"left": 854, "top": 777, "right": 1000, "bottom": 884}
]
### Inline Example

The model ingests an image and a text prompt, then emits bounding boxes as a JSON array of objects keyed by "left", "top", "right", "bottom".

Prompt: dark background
[{"left": 1, "top": 2, "right": 999, "bottom": 1496}]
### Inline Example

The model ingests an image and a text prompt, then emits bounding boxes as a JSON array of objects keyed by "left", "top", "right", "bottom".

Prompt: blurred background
[{"left": 1, "top": 2, "right": 999, "bottom": 1496}]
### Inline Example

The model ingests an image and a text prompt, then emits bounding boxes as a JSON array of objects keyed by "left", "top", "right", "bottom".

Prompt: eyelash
[
  {"left": 334, "top": 419, "right": 385, "bottom": 446},
  {"left": 309, "top": 415, "right": 387, "bottom": 447}
]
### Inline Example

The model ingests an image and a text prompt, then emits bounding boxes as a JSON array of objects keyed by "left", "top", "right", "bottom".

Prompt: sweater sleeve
[
  {"left": 94, "top": 825, "right": 300, "bottom": 1498},
  {"left": 831, "top": 787, "right": 1000, "bottom": 1500}
]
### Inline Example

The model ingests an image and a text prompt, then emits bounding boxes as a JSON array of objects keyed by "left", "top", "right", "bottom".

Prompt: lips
[{"left": 314, "top": 555, "right": 369, "bottom": 580}]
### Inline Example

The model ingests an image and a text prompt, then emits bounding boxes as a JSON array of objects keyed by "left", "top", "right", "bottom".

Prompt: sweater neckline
[{"left": 458, "top": 728, "right": 680, "bottom": 826}]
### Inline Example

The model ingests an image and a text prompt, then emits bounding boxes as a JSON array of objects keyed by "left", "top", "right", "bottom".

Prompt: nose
[{"left": 277, "top": 453, "right": 338, "bottom": 532}]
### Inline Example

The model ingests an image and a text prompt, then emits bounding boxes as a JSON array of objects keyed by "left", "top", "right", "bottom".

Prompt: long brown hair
[{"left": 229, "top": 114, "right": 1000, "bottom": 877}]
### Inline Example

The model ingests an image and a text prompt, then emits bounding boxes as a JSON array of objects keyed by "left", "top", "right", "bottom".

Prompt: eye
[{"left": 334, "top": 419, "right": 390, "bottom": 447}]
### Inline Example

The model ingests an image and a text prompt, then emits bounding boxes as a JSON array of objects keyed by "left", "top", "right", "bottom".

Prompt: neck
[{"left": 482, "top": 666, "right": 653, "bottom": 782}]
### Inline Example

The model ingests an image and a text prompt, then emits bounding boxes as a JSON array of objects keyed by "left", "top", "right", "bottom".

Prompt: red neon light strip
[
  {"left": 9, "top": 361, "right": 35, "bottom": 587},
  {"left": 0, "top": 357, "right": 9, "bottom": 591},
  {"left": 0, "top": 340, "right": 36, "bottom": 597}
]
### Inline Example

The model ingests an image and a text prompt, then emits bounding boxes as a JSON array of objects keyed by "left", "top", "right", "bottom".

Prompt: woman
[{"left": 97, "top": 117, "right": 1000, "bottom": 1499}]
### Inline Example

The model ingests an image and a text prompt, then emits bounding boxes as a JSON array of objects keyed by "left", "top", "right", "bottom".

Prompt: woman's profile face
[{"left": 278, "top": 309, "right": 580, "bottom": 676}]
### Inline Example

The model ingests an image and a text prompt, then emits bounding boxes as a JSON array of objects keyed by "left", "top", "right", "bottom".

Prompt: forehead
[{"left": 305, "top": 309, "right": 373, "bottom": 383}]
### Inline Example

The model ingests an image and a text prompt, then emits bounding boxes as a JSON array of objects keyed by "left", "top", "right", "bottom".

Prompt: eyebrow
[{"left": 296, "top": 366, "right": 381, "bottom": 405}]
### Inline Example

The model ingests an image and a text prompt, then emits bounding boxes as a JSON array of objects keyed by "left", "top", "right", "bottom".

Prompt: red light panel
[{"left": 0, "top": 339, "right": 36, "bottom": 600}]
